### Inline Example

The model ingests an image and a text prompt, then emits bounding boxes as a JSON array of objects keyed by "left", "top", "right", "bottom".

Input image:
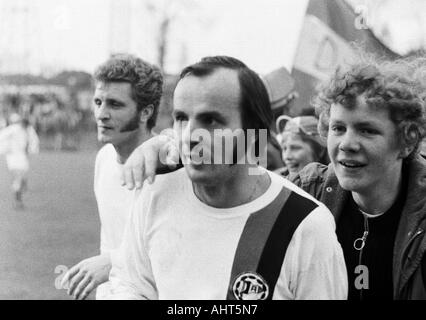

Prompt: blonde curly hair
[{"left": 313, "top": 53, "right": 426, "bottom": 159}]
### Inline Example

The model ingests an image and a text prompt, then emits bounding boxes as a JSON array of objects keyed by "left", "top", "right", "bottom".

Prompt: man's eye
[
  {"left": 94, "top": 99, "right": 102, "bottom": 106},
  {"left": 331, "top": 125, "right": 345, "bottom": 134},
  {"left": 111, "top": 102, "right": 122, "bottom": 108},
  {"left": 202, "top": 117, "right": 217, "bottom": 126},
  {"left": 360, "top": 128, "right": 378, "bottom": 135}
]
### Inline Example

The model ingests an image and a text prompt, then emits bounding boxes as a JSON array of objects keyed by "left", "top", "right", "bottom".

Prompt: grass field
[{"left": 0, "top": 150, "right": 100, "bottom": 300}]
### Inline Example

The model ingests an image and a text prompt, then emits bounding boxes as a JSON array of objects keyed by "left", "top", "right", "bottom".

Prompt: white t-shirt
[
  {"left": 94, "top": 143, "right": 137, "bottom": 299},
  {"left": 109, "top": 168, "right": 348, "bottom": 300}
]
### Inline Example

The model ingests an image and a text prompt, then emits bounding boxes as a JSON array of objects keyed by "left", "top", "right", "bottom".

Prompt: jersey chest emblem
[{"left": 232, "top": 272, "right": 269, "bottom": 300}]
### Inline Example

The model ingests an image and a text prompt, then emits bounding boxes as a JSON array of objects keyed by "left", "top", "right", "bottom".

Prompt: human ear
[
  {"left": 398, "top": 145, "right": 415, "bottom": 159},
  {"left": 398, "top": 126, "right": 419, "bottom": 159},
  {"left": 139, "top": 104, "right": 154, "bottom": 123}
]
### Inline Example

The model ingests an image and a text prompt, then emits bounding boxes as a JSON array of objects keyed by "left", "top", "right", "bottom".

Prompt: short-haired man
[
  {"left": 62, "top": 54, "right": 163, "bottom": 300},
  {"left": 109, "top": 56, "right": 347, "bottom": 300}
]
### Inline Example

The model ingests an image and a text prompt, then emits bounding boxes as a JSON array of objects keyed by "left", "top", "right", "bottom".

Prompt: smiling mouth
[
  {"left": 338, "top": 160, "right": 365, "bottom": 169},
  {"left": 286, "top": 163, "right": 299, "bottom": 169}
]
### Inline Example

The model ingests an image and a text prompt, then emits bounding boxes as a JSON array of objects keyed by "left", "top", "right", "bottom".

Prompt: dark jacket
[{"left": 290, "top": 155, "right": 426, "bottom": 300}]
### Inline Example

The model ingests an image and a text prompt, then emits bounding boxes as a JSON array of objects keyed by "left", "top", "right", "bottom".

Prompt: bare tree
[{"left": 145, "top": 0, "right": 202, "bottom": 70}]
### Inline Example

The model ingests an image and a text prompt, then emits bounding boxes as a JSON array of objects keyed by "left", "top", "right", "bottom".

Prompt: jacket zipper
[
  {"left": 401, "top": 228, "right": 425, "bottom": 261},
  {"left": 353, "top": 215, "right": 369, "bottom": 300},
  {"left": 397, "top": 228, "right": 424, "bottom": 297}
]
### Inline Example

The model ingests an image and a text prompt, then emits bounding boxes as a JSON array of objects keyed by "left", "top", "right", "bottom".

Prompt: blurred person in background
[
  {"left": 0, "top": 115, "right": 7, "bottom": 129},
  {"left": 0, "top": 113, "right": 39, "bottom": 209},
  {"left": 61, "top": 54, "right": 163, "bottom": 300},
  {"left": 275, "top": 115, "right": 328, "bottom": 176},
  {"left": 291, "top": 56, "right": 426, "bottom": 300},
  {"left": 266, "top": 133, "right": 285, "bottom": 171}
]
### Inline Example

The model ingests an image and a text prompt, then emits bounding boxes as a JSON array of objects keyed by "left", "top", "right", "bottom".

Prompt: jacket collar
[
  {"left": 320, "top": 163, "right": 350, "bottom": 221},
  {"left": 393, "top": 155, "right": 426, "bottom": 297}
]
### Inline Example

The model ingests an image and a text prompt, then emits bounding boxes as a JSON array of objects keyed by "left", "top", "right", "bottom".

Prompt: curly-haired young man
[
  {"left": 61, "top": 54, "right": 163, "bottom": 300},
  {"left": 292, "top": 56, "right": 426, "bottom": 300}
]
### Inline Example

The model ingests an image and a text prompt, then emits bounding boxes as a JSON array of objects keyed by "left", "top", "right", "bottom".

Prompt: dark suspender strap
[
  {"left": 257, "top": 191, "right": 317, "bottom": 299},
  {"left": 226, "top": 189, "right": 318, "bottom": 300},
  {"left": 226, "top": 187, "right": 291, "bottom": 300}
]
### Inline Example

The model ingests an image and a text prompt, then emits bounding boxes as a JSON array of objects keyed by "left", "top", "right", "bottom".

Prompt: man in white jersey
[
  {"left": 109, "top": 56, "right": 347, "bottom": 300},
  {"left": 0, "top": 113, "right": 39, "bottom": 209},
  {"left": 61, "top": 54, "right": 163, "bottom": 300}
]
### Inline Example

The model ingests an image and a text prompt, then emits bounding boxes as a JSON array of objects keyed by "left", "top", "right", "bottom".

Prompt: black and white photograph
[{"left": 0, "top": 0, "right": 425, "bottom": 306}]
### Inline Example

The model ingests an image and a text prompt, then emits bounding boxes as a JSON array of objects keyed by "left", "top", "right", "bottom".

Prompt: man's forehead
[
  {"left": 175, "top": 68, "right": 240, "bottom": 101},
  {"left": 95, "top": 81, "right": 131, "bottom": 92},
  {"left": 330, "top": 102, "right": 391, "bottom": 125}
]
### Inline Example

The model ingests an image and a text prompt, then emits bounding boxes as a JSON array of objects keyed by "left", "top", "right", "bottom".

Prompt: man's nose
[
  {"left": 95, "top": 104, "right": 111, "bottom": 121},
  {"left": 180, "top": 120, "right": 192, "bottom": 143},
  {"left": 339, "top": 129, "right": 360, "bottom": 152},
  {"left": 177, "top": 120, "right": 193, "bottom": 151},
  {"left": 181, "top": 121, "right": 206, "bottom": 152}
]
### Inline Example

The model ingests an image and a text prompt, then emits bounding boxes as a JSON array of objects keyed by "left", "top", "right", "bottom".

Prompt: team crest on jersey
[{"left": 232, "top": 272, "right": 269, "bottom": 300}]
